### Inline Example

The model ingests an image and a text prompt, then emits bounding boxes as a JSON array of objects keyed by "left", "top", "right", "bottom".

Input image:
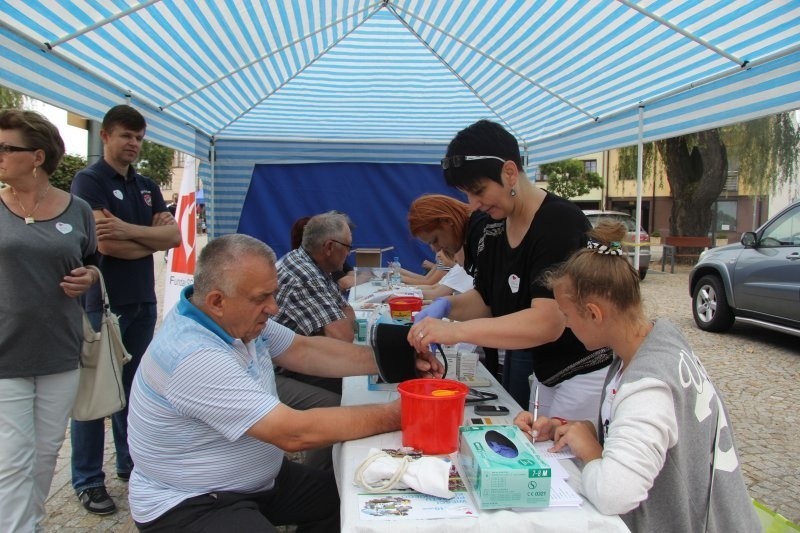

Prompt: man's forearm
[
  {"left": 282, "top": 337, "right": 377, "bottom": 377},
  {"left": 98, "top": 239, "right": 155, "bottom": 260},
  {"left": 129, "top": 223, "right": 182, "bottom": 252}
]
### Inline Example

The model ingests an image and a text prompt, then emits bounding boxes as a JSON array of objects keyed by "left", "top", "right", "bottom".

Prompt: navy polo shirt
[{"left": 71, "top": 158, "right": 168, "bottom": 311}]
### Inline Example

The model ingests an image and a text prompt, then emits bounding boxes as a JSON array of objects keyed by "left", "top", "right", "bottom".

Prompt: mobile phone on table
[{"left": 474, "top": 404, "right": 510, "bottom": 415}]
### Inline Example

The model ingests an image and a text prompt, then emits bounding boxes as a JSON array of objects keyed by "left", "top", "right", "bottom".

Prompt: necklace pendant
[{"left": 25, "top": 216, "right": 35, "bottom": 224}]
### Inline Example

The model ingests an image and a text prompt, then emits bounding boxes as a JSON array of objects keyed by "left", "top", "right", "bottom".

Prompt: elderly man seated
[
  {"left": 127, "top": 234, "right": 442, "bottom": 531},
  {"left": 273, "top": 211, "right": 356, "bottom": 395}
]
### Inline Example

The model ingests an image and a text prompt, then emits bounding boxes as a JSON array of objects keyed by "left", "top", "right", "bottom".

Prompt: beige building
[{"left": 537, "top": 149, "right": 770, "bottom": 241}]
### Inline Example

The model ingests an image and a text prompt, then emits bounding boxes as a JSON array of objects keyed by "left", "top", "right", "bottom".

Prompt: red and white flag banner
[{"left": 162, "top": 155, "right": 197, "bottom": 315}]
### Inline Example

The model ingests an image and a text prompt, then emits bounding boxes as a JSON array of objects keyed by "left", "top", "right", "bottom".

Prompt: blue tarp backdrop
[{"left": 237, "top": 162, "right": 464, "bottom": 269}]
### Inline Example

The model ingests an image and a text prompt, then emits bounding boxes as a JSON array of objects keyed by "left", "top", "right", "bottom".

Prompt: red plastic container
[
  {"left": 388, "top": 296, "right": 423, "bottom": 323},
  {"left": 397, "top": 378, "right": 468, "bottom": 454}
]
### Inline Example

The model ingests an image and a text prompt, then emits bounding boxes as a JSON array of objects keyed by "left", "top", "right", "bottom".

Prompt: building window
[
  {"left": 583, "top": 160, "right": 597, "bottom": 174},
  {"left": 715, "top": 200, "right": 737, "bottom": 232}
]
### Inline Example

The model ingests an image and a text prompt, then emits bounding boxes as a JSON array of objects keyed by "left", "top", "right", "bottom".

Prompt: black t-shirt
[
  {"left": 463, "top": 209, "right": 491, "bottom": 277},
  {"left": 473, "top": 193, "right": 605, "bottom": 384}
]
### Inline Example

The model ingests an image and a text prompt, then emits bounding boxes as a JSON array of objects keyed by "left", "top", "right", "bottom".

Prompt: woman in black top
[{"left": 408, "top": 120, "right": 611, "bottom": 418}]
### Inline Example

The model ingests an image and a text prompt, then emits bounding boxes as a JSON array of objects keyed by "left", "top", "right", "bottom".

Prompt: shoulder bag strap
[{"left": 87, "top": 265, "right": 110, "bottom": 312}]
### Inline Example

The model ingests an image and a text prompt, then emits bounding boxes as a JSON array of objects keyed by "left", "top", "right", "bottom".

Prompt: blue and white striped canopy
[
  {"left": 3, "top": 0, "right": 799, "bottom": 157},
  {"left": 2, "top": 1, "right": 799, "bottom": 234}
]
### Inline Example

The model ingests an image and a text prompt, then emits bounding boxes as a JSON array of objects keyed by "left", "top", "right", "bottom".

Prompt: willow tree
[{"left": 619, "top": 112, "right": 799, "bottom": 236}]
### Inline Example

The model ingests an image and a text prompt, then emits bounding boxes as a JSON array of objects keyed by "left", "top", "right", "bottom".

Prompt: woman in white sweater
[{"left": 515, "top": 220, "right": 759, "bottom": 533}]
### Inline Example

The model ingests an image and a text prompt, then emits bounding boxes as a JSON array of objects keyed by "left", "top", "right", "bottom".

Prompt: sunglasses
[
  {"left": 0, "top": 143, "right": 37, "bottom": 155},
  {"left": 440, "top": 155, "right": 506, "bottom": 170}
]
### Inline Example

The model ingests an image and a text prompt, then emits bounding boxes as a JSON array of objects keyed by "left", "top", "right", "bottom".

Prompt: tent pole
[
  {"left": 210, "top": 140, "right": 216, "bottom": 239},
  {"left": 635, "top": 106, "right": 644, "bottom": 271}
]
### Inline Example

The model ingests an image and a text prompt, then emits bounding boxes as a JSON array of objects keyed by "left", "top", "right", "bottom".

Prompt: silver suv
[
  {"left": 689, "top": 201, "right": 800, "bottom": 337},
  {"left": 583, "top": 210, "right": 651, "bottom": 279}
]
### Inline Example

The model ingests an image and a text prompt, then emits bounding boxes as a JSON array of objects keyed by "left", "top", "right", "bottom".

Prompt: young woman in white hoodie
[{"left": 515, "top": 220, "right": 759, "bottom": 533}]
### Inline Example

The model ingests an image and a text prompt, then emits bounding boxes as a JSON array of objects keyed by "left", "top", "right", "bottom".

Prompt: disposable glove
[{"left": 414, "top": 297, "right": 451, "bottom": 322}]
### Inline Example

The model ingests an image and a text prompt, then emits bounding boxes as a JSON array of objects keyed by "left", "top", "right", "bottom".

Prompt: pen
[{"left": 530, "top": 386, "right": 539, "bottom": 439}]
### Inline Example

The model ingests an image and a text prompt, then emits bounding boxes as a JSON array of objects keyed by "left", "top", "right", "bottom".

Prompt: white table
[{"left": 333, "top": 365, "right": 630, "bottom": 532}]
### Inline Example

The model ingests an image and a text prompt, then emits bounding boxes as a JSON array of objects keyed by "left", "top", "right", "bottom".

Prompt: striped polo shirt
[{"left": 127, "top": 286, "right": 294, "bottom": 523}]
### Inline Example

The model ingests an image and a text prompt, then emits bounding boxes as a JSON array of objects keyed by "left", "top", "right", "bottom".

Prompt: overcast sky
[{"left": 27, "top": 98, "right": 88, "bottom": 157}]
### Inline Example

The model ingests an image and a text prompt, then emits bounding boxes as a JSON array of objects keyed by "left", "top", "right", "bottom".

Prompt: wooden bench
[{"left": 661, "top": 236, "right": 712, "bottom": 272}]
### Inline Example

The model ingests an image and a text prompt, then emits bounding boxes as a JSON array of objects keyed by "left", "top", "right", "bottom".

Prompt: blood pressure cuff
[{"left": 371, "top": 323, "right": 417, "bottom": 383}]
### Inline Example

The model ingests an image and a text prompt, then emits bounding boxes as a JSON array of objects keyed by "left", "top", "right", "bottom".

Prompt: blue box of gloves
[{"left": 458, "top": 425, "right": 551, "bottom": 509}]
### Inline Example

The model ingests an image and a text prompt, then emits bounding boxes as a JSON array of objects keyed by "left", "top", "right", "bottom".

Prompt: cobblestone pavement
[{"left": 43, "top": 255, "right": 800, "bottom": 530}]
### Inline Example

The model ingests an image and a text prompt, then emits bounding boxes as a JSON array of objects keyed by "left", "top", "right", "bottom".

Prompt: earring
[
  {"left": 32, "top": 166, "right": 38, "bottom": 180},
  {"left": 510, "top": 188, "right": 517, "bottom": 197}
]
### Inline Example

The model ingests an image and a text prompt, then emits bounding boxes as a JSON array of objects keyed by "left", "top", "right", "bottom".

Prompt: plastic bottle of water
[{"left": 390, "top": 256, "right": 402, "bottom": 286}]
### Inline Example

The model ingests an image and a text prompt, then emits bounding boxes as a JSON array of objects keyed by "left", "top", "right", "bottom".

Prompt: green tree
[
  {"left": 0, "top": 86, "right": 24, "bottom": 109},
  {"left": 51, "top": 153, "right": 88, "bottom": 191},
  {"left": 136, "top": 140, "right": 174, "bottom": 186},
  {"left": 539, "top": 159, "right": 604, "bottom": 199},
  {"left": 618, "top": 112, "right": 800, "bottom": 236}
]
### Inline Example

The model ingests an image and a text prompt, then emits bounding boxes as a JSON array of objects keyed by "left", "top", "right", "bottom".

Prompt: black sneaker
[{"left": 78, "top": 486, "right": 117, "bottom": 515}]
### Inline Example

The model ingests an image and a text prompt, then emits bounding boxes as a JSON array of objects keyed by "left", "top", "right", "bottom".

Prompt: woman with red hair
[
  {"left": 406, "top": 194, "right": 489, "bottom": 278},
  {"left": 406, "top": 194, "right": 496, "bottom": 373}
]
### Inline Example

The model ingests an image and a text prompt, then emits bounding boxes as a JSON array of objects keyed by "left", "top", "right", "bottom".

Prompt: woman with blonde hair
[
  {"left": 0, "top": 109, "right": 97, "bottom": 531},
  {"left": 515, "top": 220, "right": 759, "bottom": 532}
]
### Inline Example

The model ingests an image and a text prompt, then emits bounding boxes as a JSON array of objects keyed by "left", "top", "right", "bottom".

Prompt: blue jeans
[
  {"left": 71, "top": 303, "right": 156, "bottom": 493},
  {"left": 501, "top": 349, "right": 534, "bottom": 409}
]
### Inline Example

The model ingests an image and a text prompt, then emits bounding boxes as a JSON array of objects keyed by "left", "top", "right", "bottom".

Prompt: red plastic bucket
[
  {"left": 397, "top": 378, "right": 468, "bottom": 454},
  {"left": 388, "top": 296, "right": 423, "bottom": 323}
]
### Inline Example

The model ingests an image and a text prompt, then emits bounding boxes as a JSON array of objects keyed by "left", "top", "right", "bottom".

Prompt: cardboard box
[
  {"left": 458, "top": 425, "right": 551, "bottom": 509},
  {"left": 354, "top": 247, "right": 394, "bottom": 268}
]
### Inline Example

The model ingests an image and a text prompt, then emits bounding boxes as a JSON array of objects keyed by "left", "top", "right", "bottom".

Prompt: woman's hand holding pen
[
  {"left": 551, "top": 420, "right": 603, "bottom": 462},
  {"left": 514, "top": 411, "right": 561, "bottom": 442}
]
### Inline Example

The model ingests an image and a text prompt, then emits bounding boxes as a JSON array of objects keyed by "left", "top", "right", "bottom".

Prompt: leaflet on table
[
  {"left": 542, "top": 477, "right": 584, "bottom": 508},
  {"left": 354, "top": 287, "right": 423, "bottom": 305},
  {"left": 534, "top": 440, "right": 576, "bottom": 461},
  {"left": 357, "top": 459, "right": 479, "bottom": 521},
  {"left": 509, "top": 476, "right": 583, "bottom": 510},
  {"left": 529, "top": 444, "right": 575, "bottom": 500},
  {"left": 528, "top": 443, "right": 582, "bottom": 508}
]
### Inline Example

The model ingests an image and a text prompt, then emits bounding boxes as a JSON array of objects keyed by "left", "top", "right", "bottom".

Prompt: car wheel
[
  {"left": 692, "top": 275, "right": 735, "bottom": 332},
  {"left": 638, "top": 267, "right": 647, "bottom": 280}
]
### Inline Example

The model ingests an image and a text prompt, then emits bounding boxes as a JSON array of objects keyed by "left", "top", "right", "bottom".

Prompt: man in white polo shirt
[{"left": 127, "top": 234, "right": 443, "bottom": 531}]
